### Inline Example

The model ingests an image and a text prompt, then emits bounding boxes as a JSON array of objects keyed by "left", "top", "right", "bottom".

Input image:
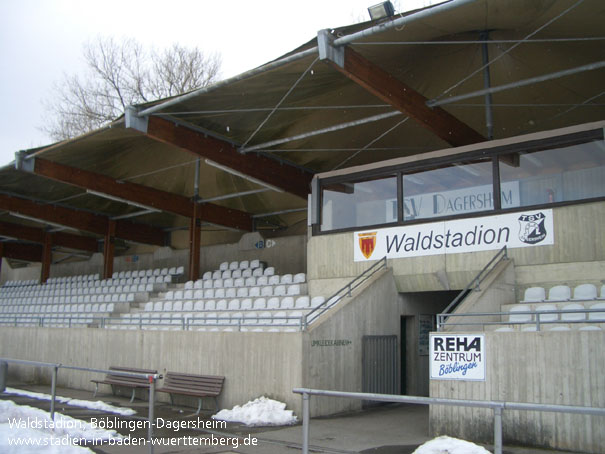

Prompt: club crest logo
[
  {"left": 358, "top": 232, "right": 377, "bottom": 259},
  {"left": 518, "top": 212, "right": 547, "bottom": 244}
]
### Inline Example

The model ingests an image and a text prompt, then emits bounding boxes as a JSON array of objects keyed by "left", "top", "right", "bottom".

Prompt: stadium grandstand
[{"left": 1, "top": 0, "right": 604, "bottom": 452}]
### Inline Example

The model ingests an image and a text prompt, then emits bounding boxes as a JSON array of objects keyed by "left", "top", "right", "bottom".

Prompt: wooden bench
[
  {"left": 91, "top": 366, "right": 157, "bottom": 402},
  {"left": 156, "top": 372, "right": 225, "bottom": 414}
]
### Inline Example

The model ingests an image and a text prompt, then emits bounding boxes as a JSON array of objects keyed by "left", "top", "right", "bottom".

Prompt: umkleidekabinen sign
[
  {"left": 430, "top": 334, "right": 485, "bottom": 381},
  {"left": 355, "top": 209, "right": 553, "bottom": 261}
]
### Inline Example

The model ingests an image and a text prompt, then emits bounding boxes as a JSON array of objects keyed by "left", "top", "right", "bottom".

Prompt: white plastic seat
[
  {"left": 202, "top": 271, "right": 212, "bottom": 280},
  {"left": 239, "top": 260, "right": 250, "bottom": 269},
  {"left": 205, "top": 312, "right": 218, "bottom": 325},
  {"left": 295, "top": 296, "right": 310, "bottom": 308},
  {"left": 173, "top": 301, "right": 183, "bottom": 311},
  {"left": 224, "top": 288, "right": 236, "bottom": 298},
  {"left": 153, "top": 301, "right": 163, "bottom": 311},
  {"left": 572, "top": 284, "right": 597, "bottom": 301},
  {"left": 579, "top": 325, "right": 602, "bottom": 331},
  {"left": 224, "top": 278, "right": 234, "bottom": 288},
  {"left": 274, "top": 285, "right": 287, "bottom": 296},
  {"left": 231, "top": 269, "right": 242, "bottom": 279},
  {"left": 266, "top": 297, "right": 280, "bottom": 309},
  {"left": 280, "top": 274, "right": 293, "bottom": 285},
  {"left": 242, "top": 269, "right": 252, "bottom": 278},
  {"left": 588, "top": 302, "right": 605, "bottom": 321},
  {"left": 168, "top": 267, "right": 176, "bottom": 275},
  {"left": 261, "top": 286, "right": 273, "bottom": 297},
  {"left": 257, "top": 276, "right": 269, "bottom": 286},
  {"left": 281, "top": 296, "right": 294, "bottom": 309},
  {"left": 205, "top": 300, "right": 216, "bottom": 311},
  {"left": 183, "top": 289, "right": 193, "bottom": 299},
  {"left": 536, "top": 304, "right": 558, "bottom": 322},
  {"left": 215, "top": 288, "right": 226, "bottom": 298},
  {"left": 249, "top": 287, "right": 261, "bottom": 297},
  {"left": 212, "top": 270, "right": 222, "bottom": 279},
  {"left": 183, "top": 301, "right": 193, "bottom": 311},
  {"left": 213, "top": 279, "right": 224, "bottom": 289},
  {"left": 163, "top": 301, "right": 173, "bottom": 311},
  {"left": 252, "top": 298, "right": 266, "bottom": 310},
  {"left": 561, "top": 303, "right": 586, "bottom": 321},
  {"left": 144, "top": 302, "right": 154, "bottom": 311},
  {"left": 269, "top": 275, "right": 280, "bottom": 285},
  {"left": 203, "top": 280, "right": 213, "bottom": 289},
  {"left": 240, "top": 298, "right": 252, "bottom": 311},
  {"left": 194, "top": 289, "right": 204, "bottom": 299},
  {"left": 520, "top": 287, "right": 545, "bottom": 303},
  {"left": 228, "top": 299, "right": 240, "bottom": 310},
  {"left": 229, "top": 261, "right": 239, "bottom": 270},
  {"left": 599, "top": 285, "right": 605, "bottom": 300},
  {"left": 508, "top": 305, "right": 532, "bottom": 323},
  {"left": 287, "top": 284, "right": 301, "bottom": 296},
  {"left": 234, "top": 277, "right": 245, "bottom": 288},
  {"left": 221, "top": 270, "right": 232, "bottom": 279},
  {"left": 216, "top": 299, "right": 228, "bottom": 311},
  {"left": 219, "top": 261, "right": 229, "bottom": 271},
  {"left": 184, "top": 280, "right": 194, "bottom": 290},
  {"left": 194, "top": 280, "right": 204, "bottom": 289},
  {"left": 258, "top": 311, "right": 272, "bottom": 325},
  {"left": 264, "top": 267, "right": 275, "bottom": 276},
  {"left": 174, "top": 290, "right": 184, "bottom": 300},
  {"left": 236, "top": 287, "right": 248, "bottom": 298},
  {"left": 546, "top": 285, "right": 571, "bottom": 302},
  {"left": 273, "top": 311, "right": 287, "bottom": 324},
  {"left": 244, "top": 277, "right": 256, "bottom": 287},
  {"left": 193, "top": 300, "right": 204, "bottom": 311},
  {"left": 250, "top": 259, "right": 260, "bottom": 269},
  {"left": 204, "top": 288, "right": 215, "bottom": 299},
  {"left": 252, "top": 268, "right": 264, "bottom": 277}
]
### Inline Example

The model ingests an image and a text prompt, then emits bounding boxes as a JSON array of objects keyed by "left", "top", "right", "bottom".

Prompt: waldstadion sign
[{"left": 355, "top": 209, "right": 554, "bottom": 261}]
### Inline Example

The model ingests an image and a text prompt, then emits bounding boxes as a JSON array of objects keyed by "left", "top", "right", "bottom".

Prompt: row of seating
[
  {"left": 184, "top": 273, "right": 306, "bottom": 290},
  {"left": 111, "top": 266, "right": 184, "bottom": 279},
  {"left": 520, "top": 284, "right": 605, "bottom": 303},
  {"left": 506, "top": 302, "right": 605, "bottom": 322},
  {"left": 46, "top": 274, "right": 100, "bottom": 284},
  {"left": 0, "top": 302, "right": 125, "bottom": 314},
  {"left": 163, "top": 283, "right": 306, "bottom": 301},
  {"left": 494, "top": 324, "right": 603, "bottom": 332},
  {"left": 143, "top": 295, "right": 325, "bottom": 312}
]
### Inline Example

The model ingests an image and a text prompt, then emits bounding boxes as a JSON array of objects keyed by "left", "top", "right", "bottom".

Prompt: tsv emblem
[
  {"left": 518, "top": 212, "right": 547, "bottom": 244},
  {"left": 358, "top": 232, "right": 377, "bottom": 259}
]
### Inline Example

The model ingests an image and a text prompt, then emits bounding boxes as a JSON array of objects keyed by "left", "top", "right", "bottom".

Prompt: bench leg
[
  {"left": 93, "top": 383, "right": 99, "bottom": 398},
  {"left": 130, "top": 388, "right": 136, "bottom": 403},
  {"left": 196, "top": 397, "right": 202, "bottom": 415},
  {"left": 169, "top": 393, "right": 174, "bottom": 406},
  {"left": 214, "top": 396, "right": 219, "bottom": 412}
]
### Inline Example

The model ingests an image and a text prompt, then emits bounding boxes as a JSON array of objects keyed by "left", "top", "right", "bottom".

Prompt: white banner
[
  {"left": 354, "top": 209, "right": 554, "bottom": 261},
  {"left": 430, "top": 334, "right": 485, "bottom": 381}
]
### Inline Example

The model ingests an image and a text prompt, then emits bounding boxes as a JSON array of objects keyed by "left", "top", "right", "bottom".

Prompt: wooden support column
[
  {"left": 103, "top": 220, "right": 116, "bottom": 280},
  {"left": 0, "top": 243, "right": 4, "bottom": 278},
  {"left": 188, "top": 203, "right": 202, "bottom": 282},
  {"left": 41, "top": 233, "right": 52, "bottom": 283}
]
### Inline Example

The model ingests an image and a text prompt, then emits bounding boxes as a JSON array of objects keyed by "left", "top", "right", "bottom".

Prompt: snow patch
[
  {"left": 413, "top": 435, "right": 492, "bottom": 454},
  {"left": 4, "top": 387, "right": 136, "bottom": 416},
  {"left": 212, "top": 396, "right": 297, "bottom": 426}
]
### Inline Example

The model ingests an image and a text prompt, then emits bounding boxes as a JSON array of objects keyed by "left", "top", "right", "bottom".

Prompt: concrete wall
[
  {"left": 429, "top": 331, "right": 605, "bottom": 453},
  {"left": 302, "top": 268, "right": 400, "bottom": 416},
  {"left": 308, "top": 202, "right": 605, "bottom": 293},
  {"left": 0, "top": 328, "right": 304, "bottom": 416}
]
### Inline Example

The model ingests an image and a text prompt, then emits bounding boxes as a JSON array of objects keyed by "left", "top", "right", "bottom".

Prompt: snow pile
[
  {"left": 0, "top": 400, "right": 122, "bottom": 453},
  {"left": 212, "top": 396, "right": 297, "bottom": 426},
  {"left": 5, "top": 388, "right": 136, "bottom": 416},
  {"left": 413, "top": 436, "right": 492, "bottom": 454}
]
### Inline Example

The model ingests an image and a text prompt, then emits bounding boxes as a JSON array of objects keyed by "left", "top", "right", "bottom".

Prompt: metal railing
[
  {"left": 302, "top": 256, "right": 388, "bottom": 330},
  {"left": 293, "top": 388, "right": 605, "bottom": 454},
  {"left": 437, "top": 307, "right": 605, "bottom": 331},
  {"left": 0, "top": 357, "right": 160, "bottom": 454},
  {"left": 438, "top": 246, "right": 508, "bottom": 329}
]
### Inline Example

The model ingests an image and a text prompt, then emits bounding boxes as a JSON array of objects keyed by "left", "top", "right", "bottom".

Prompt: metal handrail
[
  {"left": 437, "top": 307, "right": 605, "bottom": 331},
  {"left": 293, "top": 387, "right": 605, "bottom": 454},
  {"left": 439, "top": 246, "right": 508, "bottom": 326},
  {"left": 302, "top": 256, "right": 388, "bottom": 330}
]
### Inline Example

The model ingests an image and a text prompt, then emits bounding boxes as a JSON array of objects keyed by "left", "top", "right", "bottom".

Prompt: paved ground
[{"left": 1, "top": 384, "right": 583, "bottom": 454}]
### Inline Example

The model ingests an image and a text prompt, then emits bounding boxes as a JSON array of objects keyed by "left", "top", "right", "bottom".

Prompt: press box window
[
  {"left": 499, "top": 138, "right": 605, "bottom": 208},
  {"left": 321, "top": 175, "right": 398, "bottom": 231},
  {"left": 402, "top": 159, "right": 497, "bottom": 221}
]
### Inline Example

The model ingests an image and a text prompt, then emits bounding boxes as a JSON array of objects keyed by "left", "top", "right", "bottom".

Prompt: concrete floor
[{"left": 1, "top": 384, "right": 584, "bottom": 454}]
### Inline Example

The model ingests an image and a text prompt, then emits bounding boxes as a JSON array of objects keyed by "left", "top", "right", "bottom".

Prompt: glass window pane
[
  {"left": 402, "top": 159, "right": 495, "bottom": 221},
  {"left": 321, "top": 176, "right": 397, "bottom": 231},
  {"left": 499, "top": 139, "right": 605, "bottom": 208}
]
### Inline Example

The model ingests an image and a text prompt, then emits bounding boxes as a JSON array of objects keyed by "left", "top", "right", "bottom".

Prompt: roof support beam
[
  {"left": 318, "top": 32, "right": 485, "bottom": 147},
  {"left": 141, "top": 116, "right": 313, "bottom": 199},
  {"left": 41, "top": 233, "right": 52, "bottom": 283},
  {"left": 0, "top": 220, "right": 98, "bottom": 253},
  {"left": 0, "top": 193, "right": 165, "bottom": 246},
  {"left": 27, "top": 157, "right": 252, "bottom": 232},
  {"left": 189, "top": 203, "right": 202, "bottom": 281},
  {"left": 103, "top": 220, "right": 116, "bottom": 280}
]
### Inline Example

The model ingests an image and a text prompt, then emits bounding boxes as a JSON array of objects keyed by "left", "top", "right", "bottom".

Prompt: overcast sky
[{"left": 0, "top": 0, "right": 436, "bottom": 168}]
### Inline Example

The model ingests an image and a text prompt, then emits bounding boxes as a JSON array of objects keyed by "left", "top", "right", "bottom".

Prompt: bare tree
[{"left": 42, "top": 37, "right": 221, "bottom": 141}]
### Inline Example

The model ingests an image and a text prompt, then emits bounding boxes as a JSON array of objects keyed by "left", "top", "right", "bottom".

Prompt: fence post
[
  {"left": 302, "top": 392, "right": 310, "bottom": 454},
  {"left": 493, "top": 405, "right": 503, "bottom": 454},
  {"left": 148, "top": 375, "right": 156, "bottom": 454},
  {"left": 50, "top": 365, "right": 58, "bottom": 420}
]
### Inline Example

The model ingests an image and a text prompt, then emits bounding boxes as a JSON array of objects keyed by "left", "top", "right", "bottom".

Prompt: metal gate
[{"left": 362, "top": 335, "right": 398, "bottom": 403}]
